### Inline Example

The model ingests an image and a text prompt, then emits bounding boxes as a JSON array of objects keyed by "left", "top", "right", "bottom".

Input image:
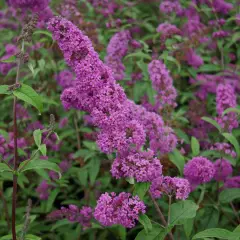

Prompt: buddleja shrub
[{"left": 0, "top": 0, "right": 239, "bottom": 240}]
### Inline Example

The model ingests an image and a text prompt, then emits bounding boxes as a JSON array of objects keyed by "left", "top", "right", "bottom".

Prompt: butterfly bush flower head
[
  {"left": 48, "top": 17, "right": 176, "bottom": 180},
  {"left": 224, "top": 176, "right": 240, "bottom": 189},
  {"left": 157, "top": 23, "right": 181, "bottom": 43},
  {"left": 212, "top": 30, "right": 229, "bottom": 39},
  {"left": 0, "top": 44, "right": 18, "bottom": 75},
  {"left": 94, "top": 192, "right": 146, "bottom": 228},
  {"left": 216, "top": 83, "right": 238, "bottom": 132},
  {"left": 55, "top": 70, "right": 75, "bottom": 89},
  {"left": 111, "top": 149, "right": 162, "bottom": 182},
  {"left": 16, "top": 104, "right": 30, "bottom": 120},
  {"left": 185, "top": 48, "right": 203, "bottom": 69},
  {"left": 213, "top": 159, "right": 232, "bottom": 181},
  {"left": 160, "top": 0, "right": 183, "bottom": 15},
  {"left": 59, "top": 117, "right": 69, "bottom": 128},
  {"left": 148, "top": 60, "right": 177, "bottom": 109},
  {"left": 61, "top": 205, "right": 92, "bottom": 229},
  {"left": 105, "top": 30, "right": 131, "bottom": 81},
  {"left": 88, "top": 0, "right": 120, "bottom": 17},
  {"left": 210, "top": 142, "right": 237, "bottom": 158},
  {"left": 184, "top": 157, "right": 215, "bottom": 185},
  {"left": 9, "top": 0, "right": 50, "bottom": 12},
  {"left": 36, "top": 180, "right": 52, "bottom": 200},
  {"left": 211, "top": 0, "right": 233, "bottom": 14},
  {"left": 150, "top": 176, "right": 191, "bottom": 200}
]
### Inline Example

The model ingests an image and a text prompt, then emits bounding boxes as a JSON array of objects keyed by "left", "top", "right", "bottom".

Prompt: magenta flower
[
  {"left": 184, "top": 157, "right": 215, "bottom": 185},
  {"left": 214, "top": 159, "right": 233, "bottom": 181},
  {"left": 111, "top": 149, "right": 162, "bottom": 182},
  {"left": 94, "top": 192, "right": 146, "bottom": 228},
  {"left": 150, "top": 176, "right": 191, "bottom": 200},
  {"left": 216, "top": 83, "right": 238, "bottom": 132},
  {"left": 105, "top": 30, "right": 131, "bottom": 81}
]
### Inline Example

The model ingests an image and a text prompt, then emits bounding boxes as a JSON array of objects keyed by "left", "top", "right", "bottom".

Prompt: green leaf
[
  {"left": 133, "top": 182, "right": 150, "bottom": 200},
  {"left": 19, "top": 160, "right": 61, "bottom": 178},
  {"left": 202, "top": 117, "right": 222, "bottom": 132},
  {"left": 222, "top": 107, "right": 240, "bottom": 116},
  {"left": 174, "top": 128, "right": 190, "bottom": 144},
  {"left": 135, "top": 224, "right": 167, "bottom": 240},
  {"left": 39, "top": 144, "right": 47, "bottom": 156},
  {"left": 170, "top": 200, "right": 198, "bottom": 226},
  {"left": 33, "top": 29, "right": 52, "bottom": 38},
  {"left": 222, "top": 133, "right": 240, "bottom": 158},
  {"left": 0, "top": 163, "right": 12, "bottom": 173},
  {"left": 0, "top": 129, "right": 9, "bottom": 139},
  {"left": 13, "top": 84, "right": 43, "bottom": 113},
  {"left": 198, "top": 64, "right": 221, "bottom": 72},
  {"left": 46, "top": 189, "right": 59, "bottom": 212},
  {"left": 183, "top": 218, "right": 194, "bottom": 239},
  {"left": 126, "top": 177, "right": 135, "bottom": 184},
  {"left": 138, "top": 214, "right": 152, "bottom": 233},
  {"left": 33, "top": 129, "right": 42, "bottom": 146},
  {"left": 191, "top": 137, "right": 200, "bottom": 156},
  {"left": 89, "top": 158, "right": 100, "bottom": 185},
  {"left": 192, "top": 228, "right": 231, "bottom": 239},
  {"left": 109, "top": 225, "right": 126, "bottom": 240},
  {"left": 77, "top": 169, "right": 88, "bottom": 187},
  {"left": 25, "top": 234, "right": 42, "bottom": 240},
  {"left": 0, "top": 85, "right": 10, "bottom": 95},
  {"left": 0, "top": 55, "right": 16, "bottom": 63},
  {"left": 168, "top": 149, "right": 185, "bottom": 175},
  {"left": 125, "top": 51, "right": 151, "bottom": 60},
  {"left": 219, "top": 189, "right": 240, "bottom": 203},
  {"left": 51, "top": 219, "right": 70, "bottom": 231},
  {"left": 228, "top": 225, "right": 240, "bottom": 240}
]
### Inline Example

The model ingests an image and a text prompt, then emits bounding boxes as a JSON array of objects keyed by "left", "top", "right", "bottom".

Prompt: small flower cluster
[
  {"left": 0, "top": 133, "right": 28, "bottom": 164},
  {"left": 160, "top": 0, "right": 183, "bottom": 16},
  {"left": 157, "top": 23, "right": 181, "bottom": 43},
  {"left": 216, "top": 83, "right": 238, "bottom": 132},
  {"left": 47, "top": 205, "right": 92, "bottom": 229},
  {"left": 55, "top": 70, "right": 75, "bottom": 89},
  {"left": 148, "top": 60, "right": 177, "bottom": 109},
  {"left": 105, "top": 30, "right": 131, "bottom": 81},
  {"left": 94, "top": 192, "right": 146, "bottom": 228},
  {"left": 211, "top": 143, "right": 235, "bottom": 181},
  {"left": 111, "top": 149, "right": 162, "bottom": 182},
  {"left": 184, "top": 157, "right": 215, "bottom": 186},
  {"left": 150, "top": 176, "right": 191, "bottom": 200},
  {"left": 88, "top": 0, "right": 120, "bottom": 17},
  {"left": 8, "top": 0, "right": 50, "bottom": 12},
  {"left": 0, "top": 44, "right": 18, "bottom": 75}
]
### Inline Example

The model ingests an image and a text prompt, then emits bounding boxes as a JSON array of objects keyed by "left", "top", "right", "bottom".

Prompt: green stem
[{"left": 197, "top": 184, "right": 206, "bottom": 205}]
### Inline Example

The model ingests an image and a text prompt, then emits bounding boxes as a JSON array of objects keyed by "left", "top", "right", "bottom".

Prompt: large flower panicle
[
  {"left": 184, "top": 157, "right": 215, "bottom": 185},
  {"left": 48, "top": 16, "right": 176, "bottom": 181},
  {"left": 216, "top": 83, "right": 238, "bottom": 132},
  {"left": 111, "top": 149, "right": 162, "bottom": 182},
  {"left": 150, "top": 176, "right": 191, "bottom": 200},
  {"left": 148, "top": 60, "right": 177, "bottom": 110},
  {"left": 105, "top": 30, "right": 131, "bottom": 81},
  {"left": 94, "top": 192, "right": 146, "bottom": 228}
]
